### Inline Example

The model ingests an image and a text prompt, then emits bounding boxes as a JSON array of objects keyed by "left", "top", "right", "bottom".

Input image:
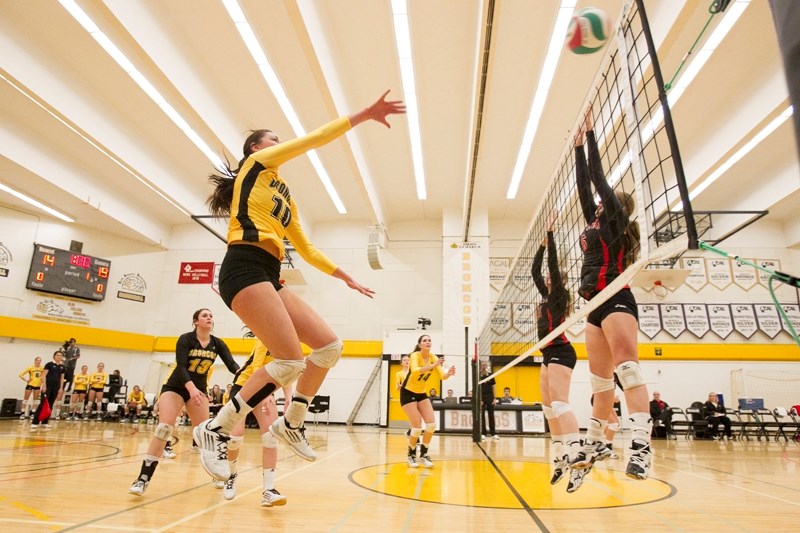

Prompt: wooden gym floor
[{"left": 0, "top": 418, "right": 798, "bottom": 532}]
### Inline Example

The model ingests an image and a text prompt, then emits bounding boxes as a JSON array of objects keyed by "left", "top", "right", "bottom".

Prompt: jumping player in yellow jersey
[
  {"left": 195, "top": 90, "right": 405, "bottom": 482},
  {"left": 400, "top": 335, "right": 455, "bottom": 468},
  {"left": 86, "top": 362, "right": 108, "bottom": 419},
  {"left": 67, "top": 365, "right": 91, "bottom": 420},
  {"left": 221, "top": 339, "right": 292, "bottom": 506},
  {"left": 129, "top": 309, "right": 239, "bottom": 497},
  {"left": 18, "top": 356, "right": 44, "bottom": 420}
]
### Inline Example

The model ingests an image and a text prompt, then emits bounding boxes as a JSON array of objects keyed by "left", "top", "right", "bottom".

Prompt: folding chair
[
  {"left": 668, "top": 407, "right": 691, "bottom": 439},
  {"left": 309, "top": 395, "right": 330, "bottom": 425},
  {"left": 725, "top": 408, "right": 744, "bottom": 439},
  {"left": 790, "top": 407, "right": 800, "bottom": 442},
  {"left": 685, "top": 406, "right": 711, "bottom": 439},
  {"left": 756, "top": 408, "right": 781, "bottom": 441},
  {"left": 737, "top": 409, "right": 766, "bottom": 441},
  {"left": 771, "top": 407, "right": 800, "bottom": 443}
]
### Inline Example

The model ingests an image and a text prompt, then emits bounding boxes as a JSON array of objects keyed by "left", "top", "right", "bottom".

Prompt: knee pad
[
  {"left": 265, "top": 359, "right": 306, "bottom": 387},
  {"left": 615, "top": 361, "right": 645, "bottom": 389},
  {"left": 542, "top": 405, "right": 555, "bottom": 420},
  {"left": 607, "top": 422, "right": 620, "bottom": 432},
  {"left": 262, "top": 430, "right": 278, "bottom": 449},
  {"left": 551, "top": 401, "right": 572, "bottom": 419},
  {"left": 228, "top": 435, "right": 244, "bottom": 451},
  {"left": 409, "top": 427, "right": 423, "bottom": 439},
  {"left": 424, "top": 425, "right": 435, "bottom": 436},
  {"left": 591, "top": 374, "right": 615, "bottom": 394},
  {"left": 154, "top": 423, "right": 174, "bottom": 442},
  {"left": 307, "top": 339, "right": 343, "bottom": 369}
]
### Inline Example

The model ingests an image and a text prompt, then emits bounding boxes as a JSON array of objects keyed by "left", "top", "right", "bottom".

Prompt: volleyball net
[{"left": 477, "top": 0, "right": 697, "bottom": 380}]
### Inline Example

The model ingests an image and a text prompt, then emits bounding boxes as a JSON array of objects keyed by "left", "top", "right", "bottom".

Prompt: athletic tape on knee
[
  {"left": 424, "top": 425, "right": 435, "bottom": 435},
  {"left": 154, "top": 423, "right": 173, "bottom": 442},
  {"left": 551, "top": 401, "right": 572, "bottom": 418},
  {"left": 265, "top": 359, "right": 306, "bottom": 387},
  {"left": 261, "top": 431, "right": 278, "bottom": 449},
  {"left": 410, "top": 427, "right": 422, "bottom": 438},
  {"left": 228, "top": 435, "right": 244, "bottom": 451},
  {"left": 615, "top": 361, "right": 645, "bottom": 389},
  {"left": 307, "top": 339, "right": 343, "bottom": 369},
  {"left": 542, "top": 405, "right": 555, "bottom": 420},
  {"left": 607, "top": 422, "right": 620, "bottom": 432},
  {"left": 590, "top": 374, "right": 615, "bottom": 394}
]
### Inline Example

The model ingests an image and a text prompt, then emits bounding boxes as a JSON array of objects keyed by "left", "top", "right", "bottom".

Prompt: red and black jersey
[
  {"left": 531, "top": 230, "right": 570, "bottom": 348},
  {"left": 576, "top": 130, "right": 630, "bottom": 301}
]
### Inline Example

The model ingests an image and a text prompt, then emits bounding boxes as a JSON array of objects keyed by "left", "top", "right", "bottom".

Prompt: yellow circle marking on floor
[{"left": 350, "top": 460, "right": 673, "bottom": 509}]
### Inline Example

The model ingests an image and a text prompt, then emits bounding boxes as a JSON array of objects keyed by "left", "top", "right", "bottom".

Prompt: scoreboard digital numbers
[{"left": 26, "top": 244, "right": 111, "bottom": 301}]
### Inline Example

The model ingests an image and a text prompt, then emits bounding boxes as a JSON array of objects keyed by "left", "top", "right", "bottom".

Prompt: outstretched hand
[
  {"left": 345, "top": 277, "right": 376, "bottom": 299},
  {"left": 350, "top": 90, "right": 406, "bottom": 128},
  {"left": 546, "top": 209, "right": 558, "bottom": 232}
]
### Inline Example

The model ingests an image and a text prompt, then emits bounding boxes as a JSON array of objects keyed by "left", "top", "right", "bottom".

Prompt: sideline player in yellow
[
  {"left": 67, "top": 365, "right": 91, "bottom": 420},
  {"left": 399, "top": 335, "right": 455, "bottom": 468},
  {"left": 19, "top": 356, "right": 44, "bottom": 420},
  {"left": 221, "top": 339, "right": 292, "bottom": 506},
  {"left": 86, "top": 362, "right": 108, "bottom": 419},
  {"left": 123, "top": 385, "right": 148, "bottom": 422}
]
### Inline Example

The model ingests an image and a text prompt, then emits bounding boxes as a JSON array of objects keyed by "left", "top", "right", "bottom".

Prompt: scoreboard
[{"left": 26, "top": 244, "right": 111, "bottom": 301}]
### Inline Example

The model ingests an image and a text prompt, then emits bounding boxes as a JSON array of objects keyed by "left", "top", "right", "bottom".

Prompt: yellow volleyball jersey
[
  {"left": 20, "top": 366, "right": 44, "bottom": 387},
  {"left": 89, "top": 372, "right": 107, "bottom": 389},
  {"left": 402, "top": 351, "right": 446, "bottom": 394},
  {"left": 128, "top": 390, "right": 146, "bottom": 404},
  {"left": 395, "top": 369, "right": 408, "bottom": 389},
  {"left": 234, "top": 341, "right": 271, "bottom": 387},
  {"left": 73, "top": 373, "right": 90, "bottom": 391},
  {"left": 227, "top": 117, "right": 350, "bottom": 275}
]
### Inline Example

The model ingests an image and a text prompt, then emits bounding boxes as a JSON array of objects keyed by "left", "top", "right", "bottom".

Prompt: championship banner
[
  {"left": 731, "top": 259, "right": 757, "bottom": 291},
  {"left": 780, "top": 304, "right": 800, "bottom": 335},
  {"left": 683, "top": 304, "right": 710, "bottom": 339},
  {"left": 708, "top": 304, "right": 734, "bottom": 340},
  {"left": 512, "top": 302, "right": 535, "bottom": 336},
  {"left": 731, "top": 304, "right": 757, "bottom": 339},
  {"left": 757, "top": 259, "right": 781, "bottom": 286},
  {"left": 637, "top": 304, "right": 661, "bottom": 339},
  {"left": 490, "top": 302, "right": 513, "bottom": 336},
  {"left": 660, "top": 303, "right": 686, "bottom": 338},
  {"left": 511, "top": 257, "right": 533, "bottom": 291},
  {"left": 489, "top": 257, "right": 512, "bottom": 295},
  {"left": 705, "top": 258, "right": 732, "bottom": 290},
  {"left": 681, "top": 257, "right": 708, "bottom": 292},
  {"left": 754, "top": 303, "right": 782, "bottom": 339}
]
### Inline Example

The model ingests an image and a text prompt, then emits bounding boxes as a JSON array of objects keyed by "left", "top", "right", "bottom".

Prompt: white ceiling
[{"left": 0, "top": 1, "right": 796, "bottom": 249}]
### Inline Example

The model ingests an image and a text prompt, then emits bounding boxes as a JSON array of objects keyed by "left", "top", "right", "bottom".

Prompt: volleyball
[{"left": 565, "top": 7, "right": 613, "bottom": 55}]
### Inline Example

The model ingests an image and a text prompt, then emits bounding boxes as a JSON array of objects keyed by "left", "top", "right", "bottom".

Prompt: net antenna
[{"left": 477, "top": 0, "right": 697, "bottom": 382}]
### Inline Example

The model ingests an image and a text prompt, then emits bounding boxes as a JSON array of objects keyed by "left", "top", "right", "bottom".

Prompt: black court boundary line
[{"left": 477, "top": 443, "right": 550, "bottom": 532}]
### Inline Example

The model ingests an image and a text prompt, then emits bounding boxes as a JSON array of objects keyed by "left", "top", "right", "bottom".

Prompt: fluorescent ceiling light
[
  {"left": 222, "top": 0, "right": 347, "bottom": 214},
  {"left": 673, "top": 106, "right": 793, "bottom": 211},
  {"left": 0, "top": 71, "right": 190, "bottom": 217},
  {"left": 607, "top": 0, "right": 750, "bottom": 191},
  {"left": 58, "top": 0, "right": 225, "bottom": 172},
  {"left": 507, "top": 0, "right": 577, "bottom": 199},
  {"left": 391, "top": 0, "right": 426, "bottom": 200},
  {"left": 0, "top": 181, "right": 75, "bottom": 222}
]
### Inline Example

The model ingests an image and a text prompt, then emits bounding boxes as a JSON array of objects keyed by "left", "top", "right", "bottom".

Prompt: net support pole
[
  {"left": 634, "top": 0, "right": 698, "bottom": 250},
  {"left": 472, "top": 336, "right": 481, "bottom": 443}
]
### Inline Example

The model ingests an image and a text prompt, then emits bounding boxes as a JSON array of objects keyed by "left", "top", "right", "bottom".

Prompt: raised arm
[
  {"left": 531, "top": 239, "right": 548, "bottom": 297},
  {"left": 348, "top": 90, "right": 406, "bottom": 128}
]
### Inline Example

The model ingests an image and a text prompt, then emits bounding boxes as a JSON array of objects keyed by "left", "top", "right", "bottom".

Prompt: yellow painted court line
[{"left": 153, "top": 437, "right": 377, "bottom": 532}]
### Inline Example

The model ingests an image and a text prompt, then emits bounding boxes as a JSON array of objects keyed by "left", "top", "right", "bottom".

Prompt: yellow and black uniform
[
  {"left": 20, "top": 365, "right": 44, "bottom": 390},
  {"left": 218, "top": 118, "right": 350, "bottom": 308},
  {"left": 400, "top": 351, "right": 446, "bottom": 406},
  {"left": 395, "top": 367, "right": 409, "bottom": 391},
  {"left": 128, "top": 389, "right": 147, "bottom": 406},
  {"left": 89, "top": 371, "right": 108, "bottom": 392},
  {"left": 72, "top": 372, "right": 90, "bottom": 392},
  {"left": 230, "top": 341, "right": 271, "bottom": 397},
  {"left": 161, "top": 331, "right": 239, "bottom": 403}
]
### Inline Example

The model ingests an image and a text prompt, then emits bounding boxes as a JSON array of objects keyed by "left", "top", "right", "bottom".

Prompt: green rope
[
  {"left": 699, "top": 241, "right": 800, "bottom": 346},
  {"left": 664, "top": 1, "right": 720, "bottom": 92}
]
